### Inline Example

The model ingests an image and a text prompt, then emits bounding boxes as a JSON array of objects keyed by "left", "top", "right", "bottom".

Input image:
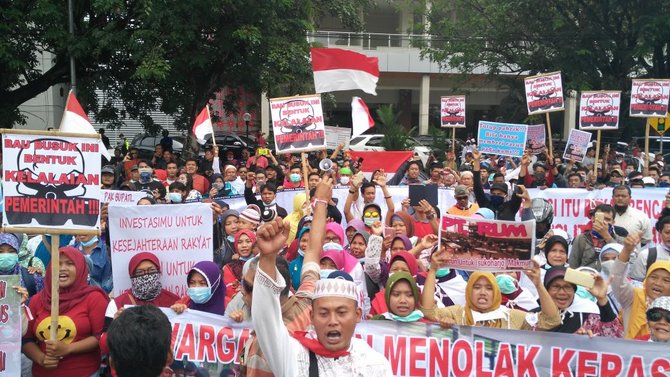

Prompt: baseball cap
[
  {"left": 101, "top": 165, "right": 115, "bottom": 175},
  {"left": 454, "top": 185, "right": 469, "bottom": 197},
  {"left": 610, "top": 168, "right": 624, "bottom": 177},
  {"left": 648, "top": 296, "right": 670, "bottom": 314},
  {"left": 490, "top": 182, "right": 508, "bottom": 195},
  {"left": 627, "top": 171, "right": 643, "bottom": 181}
]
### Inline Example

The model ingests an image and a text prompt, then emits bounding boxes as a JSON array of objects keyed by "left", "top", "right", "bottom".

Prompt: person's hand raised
[
  {"left": 256, "top": 217, "right": 288, "bottom": 257},
  {"left": 370, "top": 220, "right": 383, "bottom": 236},
  {"left": 314, "top": 174, "right": 333, "bottom": 202}
]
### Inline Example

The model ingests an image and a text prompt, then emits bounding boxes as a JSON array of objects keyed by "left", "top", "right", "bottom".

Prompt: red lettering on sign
[
  {"left": 215, "top": 326, "right": 235, "bottom": 364},
  {"left": 600, "top": 352, "right": 623, "bottom": 376},
  {"left": 475, "top": 341, "right": 493, "bottom": 377},
  {"left": 451, "top": 339, "right": 473, "bottom": 377},
  {"left": 408, "top": 336, "right": 426, "bottom": 377},
  {"left": 428, "top": 337, "right": 450, "bottom": 377},
  {"left": 651, "top": 358, "right": 670, "bottom": 377},
  {"left": 196, "top": 324, "right": 216, "bottom": 362},
  {"left": 576, "top": 351, "right": 598, "bottom": 377},
  {"left": 625, "top": 356, "right": 644, "bottom": 377},
  {"left": 551, "top": 347, "right": 575, "bottom": 377},
  {"left": 174, "top": 323, "right": 196, "bottom": 361},
  {"left": 384, "top": 335, "right": 406, "bottom": 375}
]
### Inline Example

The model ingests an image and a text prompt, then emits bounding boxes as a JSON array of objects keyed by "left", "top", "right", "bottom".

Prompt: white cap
[{"left": 312, "top": 278, "right": 359, "bottom": 302}]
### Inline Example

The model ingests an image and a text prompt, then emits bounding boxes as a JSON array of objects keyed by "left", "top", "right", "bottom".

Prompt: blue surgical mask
[
  {"left": 389, "top": 309, "right": 424, "bottom": 322},
  {"left": 80, "top": 236, "right": 98, "bottom": 248},
  {"left": 0, "top": 253, "right": 18, "bottom": 272},
  {"left": 435, "top": 268, "right": 451, "bottom": 278},
  {"left": 489, "top": 195, "right": 504, "bottom": 207},
  {"left": 298, "top": 248, "right": 305, "bottom": 257},
  {"left": 290, "top": 173, "right": 301, "bottom": 183},
  {"left": 226, "top": 235, "right": 235, "bottom": 242},
  {"left": 319, "top": 269, "right": 335, "bottom": 279},
  {"left": 364, "top": 217, "right": 378, "bottom": 227},
  {"left": 187, "top": 287, "right": 213, "bottom": 304},
  {"left": 168, "top": 193, "right": 182, "bottom": 203},
  {"left": 495, "top": 274, "right": 517, "bottom": 295},
  {"left": 575, "top": 286, "right": 596, "bottom": 302},
  {"left": 139, "top": 172, "right": 152, "bottom": 183}
]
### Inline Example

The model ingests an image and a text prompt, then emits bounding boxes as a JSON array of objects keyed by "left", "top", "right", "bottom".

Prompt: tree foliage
[
  {"left": 1, "top": 0, "right": 371, "bottom": 130},
  {"left": 414, "top": 0, "right": 670, "bottom": 129},
  {"left": 376, "top": 104, "right": 415, "bottom": 151}
]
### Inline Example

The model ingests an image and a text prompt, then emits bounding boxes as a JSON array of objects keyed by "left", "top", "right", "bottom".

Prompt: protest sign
[
  {"left": 102, "top": 189, "right": 149, "bottom": 205},
  {"left": 109, "top": 203, "right": 213, "bottom": 297},
  {"left": 2, "top": 131, "right": 101, "bottom": 230},
  {"left": 270, "top": 94, "right": 326, "bottom": 154},
  {"left": 477, "top": 121, "right": 528, "bottom": 157},
  {"left": 524, "top": 71, "right": 564, "bottom": 115},
  {"left": 563, "top": 129, "right": 592, "bottom": 163},
  {"left": 161, "top": 307, "right": 670, "bottom": 377},
  {"left": 630, "top": 79, "right": 670, "bottom": 117},
  {"left": 440, "top": 96, "right": 466, "bottom": 128},
  {"left": 579, "top": 91, "right": 621, "bottom": 130},
  {"left": 439, "top": 215, "right": 535, "bottom": 271},
  {"left": 525, "top": 124, "right": 546, "bottom": 155},
  {"left": 324, "top": 126, "right": 351, "bottom": 149},
  {"left": 0, "top": 275, "right": 21, "bottom": 376}
]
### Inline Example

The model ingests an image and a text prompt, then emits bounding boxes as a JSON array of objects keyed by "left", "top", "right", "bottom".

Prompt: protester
[
  {"left": 73, "top": 233, "right": 113, "bottom": 293},
  {"left": 171, "top": 261, "right": 226, "bottom": 315},
  {"left": 629, "top": 216, "right": 670, "bottom": 281},
  {"left": 637, "top": 296, "right": 670, "bottom": 342},
  {"left": 23, "top": 247, "right": 109, "bottom": 377},
  {"left": 284, "top": 192, "right": 308, "bottom": 244},
  {"left": 447, "top": 185, "right": 479, "bottom": 216},
  {"left": 612, "top": 185, "right": 652, "bottom": 247},
  {"left": 415, "top": 246, "right": 466, "bottom": 308},
  {"left": 0, "top": 232, "right": 44, "bottom": 298},
  {"left": 371, "top": 272, "right": 426, "bottom": 322},
  {"left": 471, "top": 149, "right": 521, "bottom": 220},
  {"left": 569, "top": 204, "right": 625, "bottom": 270},
  {"left": 369, "top": 251, "right": 419, "bottom": 315},
  {"left": 214, "top": 209, "right": 240, "bottom": 267},
  {"left": 223, "top": 230, "right": 257, "bottom": 305}
]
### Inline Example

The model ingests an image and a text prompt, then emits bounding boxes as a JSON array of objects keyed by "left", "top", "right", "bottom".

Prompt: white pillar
[
  {"left": 563, "top": 90, "right": 577, "bottom": 139},
  {"left": 419, "top": 74, "right": 430, "bottom": 135},
  {"left": 261, "top": 92, "right": 270, "bottom": 137}
]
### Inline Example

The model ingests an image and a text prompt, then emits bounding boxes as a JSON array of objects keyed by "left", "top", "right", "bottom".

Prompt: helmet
[{"left": 531, "top": 198, "right": 553, "bottom": 224}]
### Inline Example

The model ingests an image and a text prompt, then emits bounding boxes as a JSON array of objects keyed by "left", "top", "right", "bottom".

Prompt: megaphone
[{"left": 319, "top": 158, "right": 333, "bottom": 172}]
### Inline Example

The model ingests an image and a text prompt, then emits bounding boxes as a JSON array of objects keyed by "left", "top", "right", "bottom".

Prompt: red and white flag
[
  {"left": 311, "top": 48, "right": 379, "bottom": 95},
  {"left": 58, "top": 91, "right": 111, "bottom": 160},
  {"left": 192, "top": 106, "right": 214, "bottom": 145},
  {"left": 351, "top": 97, "right": 374, "bottom": 137}
]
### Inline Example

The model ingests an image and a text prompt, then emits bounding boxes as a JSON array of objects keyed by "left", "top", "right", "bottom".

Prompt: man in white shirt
[
  {"left": 612, "top": 185, "right": 652, "bottom": 246},
  {"left": 630, "top": 217, "right": 670, "bottom": 281},
  {"left": 252, "top": 177, "right": 392, "bottom": 377}
]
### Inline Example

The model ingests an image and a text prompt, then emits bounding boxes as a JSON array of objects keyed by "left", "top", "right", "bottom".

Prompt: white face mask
[{"left": 340, "top": 176, "right": 350, "bottom": 185}]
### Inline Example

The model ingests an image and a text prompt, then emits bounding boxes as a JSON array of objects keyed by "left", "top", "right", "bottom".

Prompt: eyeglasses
[
  {"left": 132, "top": 268, "right": 159, "bottom": 278},
  {"left": 242, "top": 279, "right": 253, "bottom": 294},
  {"left": 364, "top": 211, "right": 379, "bottom": 218},
  {"left": 647, "top": 310, "right": 670, "bottom": 323},
  {"left": 548, "top": 284, "right": 575, "bottom": 293}
]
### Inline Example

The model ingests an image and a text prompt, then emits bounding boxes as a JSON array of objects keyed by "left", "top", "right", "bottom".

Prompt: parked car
[
  {"left": 349, "top": 134, "right": 431, "bottom": 165},
  {"left": 204, "top": 132, "right": 257, "bottom": 158},
  {"left": 130, "top": 134, "right": 186, "bottom": 160}
]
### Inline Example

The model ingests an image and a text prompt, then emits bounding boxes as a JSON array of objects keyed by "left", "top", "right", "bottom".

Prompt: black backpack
[{"left": 646, "top": 247, "right": 658, "bottom": 273}]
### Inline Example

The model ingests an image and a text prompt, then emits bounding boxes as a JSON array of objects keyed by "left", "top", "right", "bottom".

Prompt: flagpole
[
  {"left": 68, "top": 0, "right": 76, "bottom": 93},
  {"left": 207, "top": 106, "right": 217, "bottom": 147}
]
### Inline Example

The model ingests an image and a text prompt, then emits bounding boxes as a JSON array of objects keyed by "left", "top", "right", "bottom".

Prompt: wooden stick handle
[
  {"left": 594, "top": 130, "right": 602, "bottom": 182},
  {"left": 301, "top": 152, "right": 310, "bottom": 200},
  {"left": 644, "top": 119, "right": 651, "bottom": 176},
  {"left": 49, "top": 236, "right": 61, "bottom": 341},
  {"left": 545, "top": 113, "right": 553, "bottom": 157}
]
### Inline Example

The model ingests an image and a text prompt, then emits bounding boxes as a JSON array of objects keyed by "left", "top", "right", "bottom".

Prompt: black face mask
[
  {"left": 490, "top": 195, "right": 504, "bottom": 207},
  {"left": 534, "top": 172, "right": 546, "bottom": 182}
]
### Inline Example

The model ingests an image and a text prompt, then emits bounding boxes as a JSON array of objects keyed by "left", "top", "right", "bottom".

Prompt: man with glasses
[
  {"left": 639, "top": 296, "right": 670, "bottom": 342},
  {"left": 447, "top": 185, "right": 479, "bottom": 216}
]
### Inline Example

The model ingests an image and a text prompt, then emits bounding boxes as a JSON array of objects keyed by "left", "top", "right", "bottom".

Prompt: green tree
[
  {"left": 412, "top": 0, "right": 670, "bottom": 133},
  {"left": 0, "top": 0, "right": 371, "bottom": 130},
  {"left": 376, "top": 104, "right": 415, "bottom": 151}
]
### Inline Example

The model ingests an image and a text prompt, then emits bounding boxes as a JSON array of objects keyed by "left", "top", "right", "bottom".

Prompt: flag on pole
[
  {"left": 351, "top": 97, "right": 374, "bottom": 137},
  {"left": 311, "top": 48, "right": 379, "bottom": 95},
  {"left": 192, "top": 106, "right": 214, "bottom": 145},
  {"left": 58, "top": 91, "right": 111, "bottom": 160}
]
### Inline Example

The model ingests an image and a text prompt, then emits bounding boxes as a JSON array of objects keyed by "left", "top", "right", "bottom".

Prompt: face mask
[
  {"left": 495, "top": 274, "right": 517, "bottom": 295},
  {"left": 168, "top": 193, "right": 182, "bottom": 203},
  {"left": 226, "top": 235, "right": 235, "bottom": 242},
  {"left": 364, "top": 217, "right": 379, "bottom": 227},
  {"left": 131, "top": 272, "right": 162, "bottom": 301},
  {"left": 139, "top": 172, "right": 152, "bottom": 183},
  {"left": 256, "top": 179, "right": 266, "bottom": 187},
  {"left": 319, "top": 269, "right": 335, "bottom": 279},
  {"left": 340, "top": 176, "right": 350, "bottom": 185},
  {"left": 187, "top": 287, "right": 213, "bottom": 304},
  {"left": 591, "top": 224, "right": 614, "bottom": 240},
  {"left": 389, "top": 309, "right": 424, "bottom": 323},
  {"left": 575, "top": 286, "right": 596, "bottom": 302},
  {"left": 435, "top": 268, "right": 451, "bottom": 278},
  {"left": 600, "top": 260, "right": 615, "bottom": 278},
  {"left": 298, "top": 248, "right": 305, "bottom": 257},
  {"left": 534, "top": 172, "right": 546, "bottom": 181},
  {"left": 80, "top": 236, "right": 99, "bottom": 248},
  {"left": 0, "top": 253, "right": 18, "bottom": 271},
  {"left": 290, "top": 173, "right": 301, "bottom": 183},
  {"left": 489, "top": 195, "right": 504, "bottom": 207}
]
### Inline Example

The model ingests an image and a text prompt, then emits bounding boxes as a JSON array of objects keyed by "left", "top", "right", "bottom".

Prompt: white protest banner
[
  {"left": 109, "top": 203, "right": 213, "bottom": 297},
  {"left": 324, "top": 126, "right": 351, "bottom": 149},
  {"left": 563, "top": 129, "right": 592, "bottom": 163},
  {"left": 102, "top": 189, "right": 149, "bottom": 205},
  {"left": 161, "top": 307, "right": 670, "bottom": 377},
  {"left": 524, "top": 71, "right": 564, "bottom": 115},
  {"left": 2, "top": 132, "right": 101, "bottom": 229},
  {"left": 439, "top": 215, "right": 535, "bottom": 271},
  {"left": 0, "top": 275, "right": 21, "bottom": 376},
  {"left": 525, "top": 124, "right": 546, "bottom": 155},
  {"left": 270, "top": 94, "right": 326, "bottom": 153},
  {"left": 579, "top": 91, "right": 621, "bottom": 130},
  {"left": 630, "top": 79, "right": 670, "bottom": 117},
  {"left": 477, "top": 121, "right": 528, "bottom": 157},
  {"left": 440, "top": 95, "right": 466, "bottom": 128}
]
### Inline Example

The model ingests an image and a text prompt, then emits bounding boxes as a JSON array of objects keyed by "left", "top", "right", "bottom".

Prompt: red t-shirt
[
  {"left": 413, "top": 221, "right": 434, "bottom": 238},
  {"left": 25, "top": 290, "right": 108, "bottom": 377},
  {"left": 191, "top": 174, "right": 209, "bottom": 195}
]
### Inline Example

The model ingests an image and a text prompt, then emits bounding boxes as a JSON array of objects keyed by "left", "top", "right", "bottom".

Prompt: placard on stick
[
  {"left": 629, "top": 79, "right": 670, "bottom": 118},
  {"left": 477, "top": 121, "right": 528, "bottom": 157},
  {"left": 526, "top": 124, "right": 546, "bottom": 155},
  {"left": 270, "top": 94, "right": 326, "bottom": 154},
  {"left": 0, "top": 275, "right": 21, "bottom": 376},
  {"left": 563, "top": 129, "right": 592, "bottom": 163},
  {"left": 524, "top": 72, "right": 565, "bottom": 115},
  {"left": 579, "top": 91, "right": 621, "bottom": 130},
  {"left": 440, "top": 96, "right": 466, "bottom": 128}
]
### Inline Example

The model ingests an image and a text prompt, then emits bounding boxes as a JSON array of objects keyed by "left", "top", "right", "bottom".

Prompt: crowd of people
[{"left": 6, "top": 137, "right": 670, "bottom": 377}]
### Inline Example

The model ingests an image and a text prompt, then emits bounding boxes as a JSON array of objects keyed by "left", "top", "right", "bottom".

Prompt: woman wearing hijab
[
  {"left": 611, "top": 232, "right": 670, "bottom": 339},
  {"left": 214, "top": 209, "right": 240, "bottom": 268},
  {"left": 284, "top": 192, "right": 307, "bottom": 245},
  {"left": 387, "top": 211, "right": 416, "bottom": 243},
  {"left": 421, "top": 250, "right": 560, "bottom": 329},
  {"left": 288, "top": 227, "right": 311, "bottom": 290},
  {"left": 0, "top": 232, "right": 44, "bottom": 299},
  {"left": 104, "top": 252, "right": 179, "bottom": 326},
  {"left": 223, "top": 230, "right": 256, "bottom": 305},
  {"left": 22, "top": 247, "right": 109, "bottom": 377},
  {"left": 284, "top": 215, "right": 313, "bottom": 262},
  {"left": 370, "top": 252, "right": 419, "bottom": 315},
  {"left": 495, "top": 272, "right": 539, "bottom": 312},
  {"left": 344, "top": 219, "right": 366, "bottom": 251},
  {"left": 371, "top": 272, "right": 427, "bottom": 323},
  {"left": 171, "top": 261, "right": 226, "bottom": 316},
  {"left": 542, "top": 267, "right": 623, "bottom": 337}
]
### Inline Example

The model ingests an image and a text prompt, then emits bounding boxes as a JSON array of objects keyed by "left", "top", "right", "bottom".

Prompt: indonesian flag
[
  {"left": 311, "top": 48, "right": 379, "bottom": 95},
  {"left": 348, "top": 151, "right": 414, "bottom": 179},
  {"left": 192, "top": 106, "right": 214, "bottom": 145},
  {"left": 58, "top": 91, "right": 111, "bottom": 160},
  {"left": 351, "top": 97, "right": 374, "bottom": 137}
]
